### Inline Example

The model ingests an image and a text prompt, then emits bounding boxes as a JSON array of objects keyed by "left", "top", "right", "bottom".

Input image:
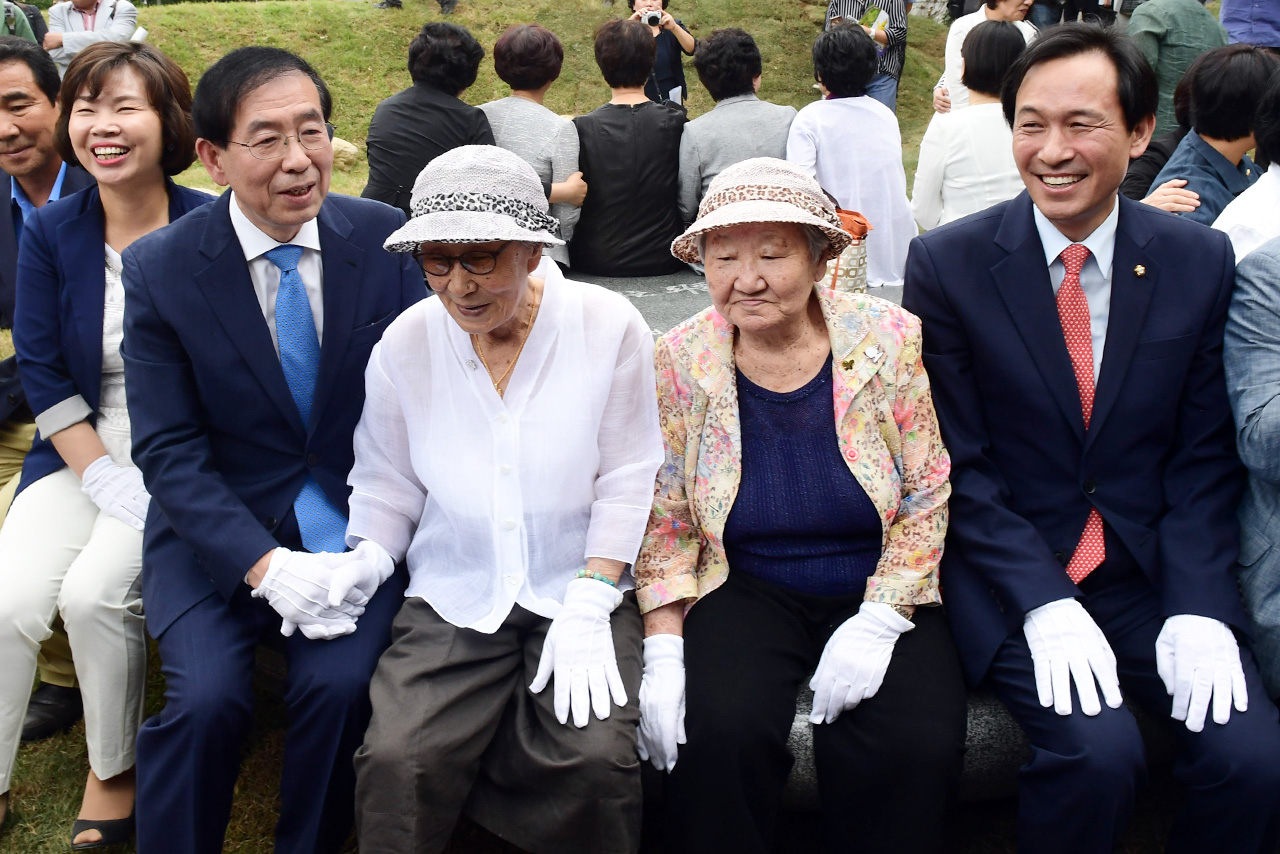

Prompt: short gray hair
[{"left": 693, "top": 223, "right": 832, "bottom": 264}]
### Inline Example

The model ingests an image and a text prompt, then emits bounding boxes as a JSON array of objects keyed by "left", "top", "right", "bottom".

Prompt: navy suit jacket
[
  {"left": 0, "top": 164, "right": 95, "bottom": 424},
  {"left": 901, "top": 192, "right": 1247, "bottom": 685},
  {"left": 12, "top": 181, "right": 212, "bottom": 493},
  {"left": 122, "top": 192, "right": 424, "bottom": 637}
]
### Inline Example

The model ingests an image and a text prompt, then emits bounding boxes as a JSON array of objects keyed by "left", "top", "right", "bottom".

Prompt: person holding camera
[{"left": 629, "top": 0, "right": 695, "bottom": 105}]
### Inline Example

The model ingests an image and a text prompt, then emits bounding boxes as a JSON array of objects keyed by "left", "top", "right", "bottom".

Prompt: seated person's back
[
  {"left": 570, "top": 19, "right": 686, "bottom": 277},
  {"left": 1150, "top": 43, "right": 1277, "bottom": 225},
  {"left": 361, "top": 22, "right": 494, "bottom": 216},
  {"left": 677, "top": 28, "right": 796, "bottom": 225},
  {"left": 788, "top": 24, "right": 915, "bottom": 287},
  {"left": 912, "top": 20, "right": 1026, "bottom": 229}
]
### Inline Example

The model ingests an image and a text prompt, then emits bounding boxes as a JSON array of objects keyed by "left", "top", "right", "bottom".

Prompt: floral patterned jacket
[{"left": 634, "top": 287, "right": 951, "bottom": 615}]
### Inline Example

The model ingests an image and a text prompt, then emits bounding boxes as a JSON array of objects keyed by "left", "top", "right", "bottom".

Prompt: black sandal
[{"left": 69, "top": 813, "right": 135, "bottom": 850}]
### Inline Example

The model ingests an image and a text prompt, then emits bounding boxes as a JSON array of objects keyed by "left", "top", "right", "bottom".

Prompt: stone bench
[
  {"left": 779, "top": 687, "right": 1178, "bottom": 808},
  {"left": 259, "top": 644, "right": 1177, "bottom": 809}
]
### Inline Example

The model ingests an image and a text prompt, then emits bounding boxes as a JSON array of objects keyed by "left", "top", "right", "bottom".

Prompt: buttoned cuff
[
  {"left": 584, "top": 502, "right": 653, "bottom": 565},
  {"left": 346, "top": 491, "right": 416, "bottom": 563},
  {"left": 35, "top": 395, "right": 91, "bottom": 440},
  {"left": 635, "top": 573, "right": 699, "bottom": 614}
]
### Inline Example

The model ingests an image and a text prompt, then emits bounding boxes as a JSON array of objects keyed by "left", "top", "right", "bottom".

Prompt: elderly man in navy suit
[
  {"left": 902, "top": 23, "right": 1280, "bottom": 854},
  {"left": 122, "top": 47, "right": 422, "bottom": 854}
]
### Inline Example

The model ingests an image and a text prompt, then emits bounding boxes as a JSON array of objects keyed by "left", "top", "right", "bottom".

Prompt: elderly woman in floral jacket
[{"left": 634, "top": 158, "right": 967, "bottom": 854}]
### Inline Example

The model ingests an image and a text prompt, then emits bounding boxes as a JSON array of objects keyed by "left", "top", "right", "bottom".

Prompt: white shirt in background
[
  {"left": 912, "top": 102, "right": 1025, "bottom": 230},
  {"left": 935, "top": 9, "right": 1037, "bottom": 111},
  {"left": 1213, "top": 162, "right": 1280, "bottom": 264},
  {"left": 787, "top": 95, "right": 916, "bottom": 288},
  {"left": 345, "top": 262, "right": 664, "bottom": 633}
]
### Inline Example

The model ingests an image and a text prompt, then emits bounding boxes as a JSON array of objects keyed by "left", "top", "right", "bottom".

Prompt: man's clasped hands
[{"left": 249, "top": 541, "right": 396, "bottom": 640}]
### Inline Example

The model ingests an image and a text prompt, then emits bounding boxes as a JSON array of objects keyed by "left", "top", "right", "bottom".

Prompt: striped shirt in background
[{"left": 824, "top": 0, "right": 909, "bottom": 80}]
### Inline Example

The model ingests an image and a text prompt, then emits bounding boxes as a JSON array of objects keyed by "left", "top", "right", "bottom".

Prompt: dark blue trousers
[
  {"left": 987, "top": 574, "right": 1280, "bottom": 854},
  {"left": 135, "top": 565, "right": 407, "bottom": 854}
]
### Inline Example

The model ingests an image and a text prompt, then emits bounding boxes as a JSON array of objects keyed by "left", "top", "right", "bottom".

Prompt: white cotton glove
[
  {"left": 80, "top": 455, "right": 150, "bottom": 531},
  {"left": 809, "top": 602, "right": 914, "bottom": 725},
  {"left": 1023, "top": 597, "right": 1123, "bottom": 716},
  {"left": 327, "top": 540, "right": 395, "bottom": 608},
  {"left": 530, "top": 577, "right": 627, "bottom": 728},
  {"left": 637, "top": 633, "right": 686, "bottom": 771},
  {"left": 1155, "top": 614, "right": 1248, "bottom": 732},
  {"left": 251, "top": 548, "right": 365, "bottom": 641}
]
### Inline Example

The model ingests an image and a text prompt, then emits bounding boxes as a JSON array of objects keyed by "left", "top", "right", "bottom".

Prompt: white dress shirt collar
[
  {"left": 227, "top": 190, "right": 322, "bottom": 259},
  {"left": 227, "top": 190, "right": 325, "bottom": 352},
  {"left": 1031, "top": 194, "right": 1120, "bottom": 279},
  {"left": 1031, "top": 195, "right": 1120, "bottom": 382}
]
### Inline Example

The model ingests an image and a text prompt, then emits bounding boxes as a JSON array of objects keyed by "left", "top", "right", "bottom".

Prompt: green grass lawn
[
  {"left": 143, "top": 0, "right": 946, "bottom": 195},
  {"left": 0, "top": 4, "right": 952, "bottom": 851}
]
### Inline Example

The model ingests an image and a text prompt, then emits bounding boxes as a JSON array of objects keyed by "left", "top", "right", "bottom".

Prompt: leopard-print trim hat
[
  {"left": 383, "top": 145, "right": 564, "bottom": 252},
  {"left": 670, "top": 157, "right": 853, "bottom": 263}
]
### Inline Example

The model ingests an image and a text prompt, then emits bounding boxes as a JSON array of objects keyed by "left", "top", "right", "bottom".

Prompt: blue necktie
[{"left": 265, "top": 244, "right": 348, "bottom": 554}]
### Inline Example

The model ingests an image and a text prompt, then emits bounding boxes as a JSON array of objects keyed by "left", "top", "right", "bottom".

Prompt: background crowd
[{"left": 1, "top": 0, "right": 1280, "bottom": 853}]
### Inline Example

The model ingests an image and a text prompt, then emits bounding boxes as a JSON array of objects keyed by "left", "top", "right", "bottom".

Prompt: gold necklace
[{"left": 472, "top": 290, "right": 540, "bottom": 397}]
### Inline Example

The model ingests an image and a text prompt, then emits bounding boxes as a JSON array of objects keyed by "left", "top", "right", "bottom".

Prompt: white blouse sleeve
[
  {"left": 786, "top": 109, "right": 819, "bottom": 178},
  {"left": 584, "top": 307, "right": 664, "bottom": 566},
  {"left": 345, "top": 340, "right": 427, "bottom": 560},
  {"left": 911, "top": 114, "right": 948, "bottom": 231}
]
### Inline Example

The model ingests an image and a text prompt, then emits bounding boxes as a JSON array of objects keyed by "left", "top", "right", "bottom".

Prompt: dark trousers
[
  {"left": 986, "top": 573, "right": 1280, "bottom": 854},
  {"left": 665, "top": 572, "right": 968, "bottom": 854},
  {"left": 135, "top": 566, "right": 407, "bottom": 854},
  {"left": 354, "top": 595, "right": 643, "bottom": 854}
]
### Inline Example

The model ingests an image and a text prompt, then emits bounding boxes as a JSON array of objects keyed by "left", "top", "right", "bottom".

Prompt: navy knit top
[{"left": 722, "top": 353, "right": 884, "bottom": 596}]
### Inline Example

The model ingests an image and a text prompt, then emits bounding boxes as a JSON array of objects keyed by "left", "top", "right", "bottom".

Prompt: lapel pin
[
  {"left": 866, "top": 345, "right": 883, "bottom": 360},
  {"left": 842, "top": 358, "right": 856, "bottom": 371},
  {"left": 1134, "top": 264, "right": 1146, "bottom": 277}
]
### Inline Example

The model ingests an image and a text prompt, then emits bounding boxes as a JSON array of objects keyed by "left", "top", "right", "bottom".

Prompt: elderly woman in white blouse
[
  {"left": 343, "top": 145, "right": 663, "bottom": 854},
  {"left": 911, "top": 21, "right": 1029, "bottom": 230}
]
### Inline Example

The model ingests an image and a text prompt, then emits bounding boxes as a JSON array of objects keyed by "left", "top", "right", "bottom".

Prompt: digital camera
[{"left": 642, "top": 10, "right": 662, "bottom": 26}]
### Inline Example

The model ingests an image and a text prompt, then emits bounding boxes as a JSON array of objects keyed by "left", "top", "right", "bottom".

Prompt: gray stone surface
[
  {"left": 571, "top": 267, "right": 904, "bottom": 335},
  {"left": 570, "top": 269, "right": 711, "bottom": 334},
  {"left": 781, "top": 688, "right": 1178, "bottom": 810}
]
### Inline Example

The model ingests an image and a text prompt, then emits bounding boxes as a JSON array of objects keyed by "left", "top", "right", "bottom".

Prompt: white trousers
[{"left": 0, "top": 467, "right": 144, "bottom": 792}]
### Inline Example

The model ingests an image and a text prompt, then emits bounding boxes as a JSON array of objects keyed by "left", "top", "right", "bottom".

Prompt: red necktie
[{"left": 1056, "top": 243, "right": 1105, "bottom": 583}]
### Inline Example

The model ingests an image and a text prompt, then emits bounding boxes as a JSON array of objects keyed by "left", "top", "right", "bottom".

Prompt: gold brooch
[
  {"left": 1134, "top": 265, "right": 1146, "bottom": 277},
  {"left": 842, "top": 358, "right": 856, "bottom": 371}
]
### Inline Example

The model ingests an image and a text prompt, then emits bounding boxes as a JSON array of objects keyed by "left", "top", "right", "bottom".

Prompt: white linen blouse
[
  {"left": 345, "top": 261, "right": 664, "bottom": 633},
  {"left": 911, "top": 103, "right": 1025, "bottom": 230},
  {"left": 787, "top": 96, "right": 917, "bottom": 288}
]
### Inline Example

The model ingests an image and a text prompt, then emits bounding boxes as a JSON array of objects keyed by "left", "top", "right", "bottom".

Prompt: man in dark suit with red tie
[{"left": 902, "top": 23, "right": 1280, "bottom": 854}]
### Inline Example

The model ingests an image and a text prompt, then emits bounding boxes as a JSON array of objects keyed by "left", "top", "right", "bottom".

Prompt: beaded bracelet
[{"left": 575, "top": 569, "right": 617, "bottom": 588}]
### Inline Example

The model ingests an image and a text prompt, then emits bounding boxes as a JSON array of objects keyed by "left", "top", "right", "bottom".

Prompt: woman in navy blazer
[{"left": 0, "top": 42, "right": 210, "bottom": 848}]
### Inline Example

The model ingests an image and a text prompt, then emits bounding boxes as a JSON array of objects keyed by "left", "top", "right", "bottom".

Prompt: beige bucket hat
[
  {"left": 670, "top": 157, "right": 853, "bottom": 263},
  {"left": 383, "top": 145, "right": 564, "bottom": 252}
]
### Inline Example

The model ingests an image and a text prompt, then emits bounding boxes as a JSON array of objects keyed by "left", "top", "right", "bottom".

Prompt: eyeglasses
[
  {"left": 229, "top": 123, "right": 335, "bottom": 160},
  {"left": 413, "top": 242, "right": 516, "bottom": 277}
]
